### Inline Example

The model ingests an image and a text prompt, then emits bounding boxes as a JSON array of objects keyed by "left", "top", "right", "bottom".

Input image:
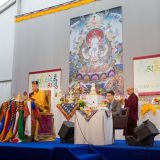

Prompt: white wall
[
  {"left": 0, "top": 3, "right": 16, "bottom": 103},
  {"left": 0, "top": 82, "right": 12, "bottom": 104},
  {"left": 20, "top": 0, "right": 75, "bottom": 14},
  {"left": 0, "top": 4, "right": 16, "bottom": 81},
  {"left": 12, "top": 0, "right": 160, "bottom": 95}
]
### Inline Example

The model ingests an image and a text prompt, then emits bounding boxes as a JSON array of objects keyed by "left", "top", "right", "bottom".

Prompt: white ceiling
[{"left": 20, "top": 0, "right": 76, "bottom": 14}]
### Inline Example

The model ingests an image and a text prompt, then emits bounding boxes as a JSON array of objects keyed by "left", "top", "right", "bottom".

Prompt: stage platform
[{"left": 0, "top": 139, "right": 160, "bottom": 160}]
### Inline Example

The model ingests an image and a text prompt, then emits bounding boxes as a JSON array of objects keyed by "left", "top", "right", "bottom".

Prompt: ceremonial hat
[{"left": 32, "top": 80, "right": 39, "bottom": 85}]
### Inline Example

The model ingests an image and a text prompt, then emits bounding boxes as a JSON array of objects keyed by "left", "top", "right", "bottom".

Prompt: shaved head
[{"left": 127, "top": 87, "right": 134, "bottom": 95}]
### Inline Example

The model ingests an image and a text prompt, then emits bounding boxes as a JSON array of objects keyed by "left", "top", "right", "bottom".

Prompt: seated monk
[
  {"left": 29, "top": 81, "right": 55, "bottom": 141},
  {"left": 29, "top": 81, "right": 48, "bottom": 113}
]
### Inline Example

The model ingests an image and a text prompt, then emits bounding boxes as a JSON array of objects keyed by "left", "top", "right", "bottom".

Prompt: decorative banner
[
  {"left": 69, "top": 7, "right": 123, "bottom": 95},
  {"left": 57, "top": 103, "right": 79, "bottom": 120},
  {"left": 28, "top": 69, "right": 61, "bottom": 93},
  {"left": 15, "top": 0, "right": 96, "bottom": 23},
  {"left": 133, "top": 54, "right": 160, "bottom": 96},
  {"left": 78, "top": 110, "right": 97, "bottom": 121}
]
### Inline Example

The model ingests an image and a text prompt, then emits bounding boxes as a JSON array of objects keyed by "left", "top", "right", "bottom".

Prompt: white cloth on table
[{"left": 74, "top": 109, "right": 113, "bottom": 145}]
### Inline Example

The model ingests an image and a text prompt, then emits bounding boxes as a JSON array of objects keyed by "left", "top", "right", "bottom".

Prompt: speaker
[
  {"left": 134, "top": 120, "right": 159, "bottom": 141},
  {"left": 58, "top": 121, "right": 74, "bottom": 143},
  {"left": 126, "top": 120, "right": 159, "bottom": 146}
]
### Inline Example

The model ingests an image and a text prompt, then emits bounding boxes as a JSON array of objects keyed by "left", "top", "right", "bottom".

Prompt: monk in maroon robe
[{"left": 125, "top": 88, "right": 139, "bottom": 136}]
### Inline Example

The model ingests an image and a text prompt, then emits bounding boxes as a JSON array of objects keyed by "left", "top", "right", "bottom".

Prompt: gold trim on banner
[{"left": 15, "top": 0, "right": 96, "bottom": 23}]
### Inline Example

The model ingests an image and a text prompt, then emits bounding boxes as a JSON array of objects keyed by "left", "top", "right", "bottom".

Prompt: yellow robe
[{"left": 31, "top": 90, "right": 48, "bottom": 112}]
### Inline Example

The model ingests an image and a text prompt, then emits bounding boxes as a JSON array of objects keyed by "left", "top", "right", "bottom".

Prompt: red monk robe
[{"left": 125, "top": 92, "right": 139, "bottom": 136}]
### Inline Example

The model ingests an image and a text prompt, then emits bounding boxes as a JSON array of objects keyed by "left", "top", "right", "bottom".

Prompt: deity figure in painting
[{"left": 82, "top": 29, "right": 108, "bottom": 65}]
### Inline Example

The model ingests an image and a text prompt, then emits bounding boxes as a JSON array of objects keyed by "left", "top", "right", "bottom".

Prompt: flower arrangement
[
  {"left": 58, "top": 97, "right": 70, "bottom": 105},
  {"left": 153, "top": 97, "right": 160, "bottom": 104},
  {"left": 140, "top": 104, "right": 156, "bottom": 118},
  {"left": 83, "top": 107, "right": 94, "bottom": 116},
  {"left": 77, "top": 100, "right": 86, "bottom": 110},
  {"left": 100, "top": 100, "right": 108, "bottom": 107}
]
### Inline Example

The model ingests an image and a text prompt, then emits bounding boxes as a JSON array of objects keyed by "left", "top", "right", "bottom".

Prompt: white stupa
[
  {"left": 90, "top": 83, "right": 97, "bottom": 95},
  {"left": 86, "top": 83, "right": 104, "bottom": 108}
]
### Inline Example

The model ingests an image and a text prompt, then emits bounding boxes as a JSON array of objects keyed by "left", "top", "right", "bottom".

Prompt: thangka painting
[{"left": 69, "top": 7, "right": 123, "bottom": 95}]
